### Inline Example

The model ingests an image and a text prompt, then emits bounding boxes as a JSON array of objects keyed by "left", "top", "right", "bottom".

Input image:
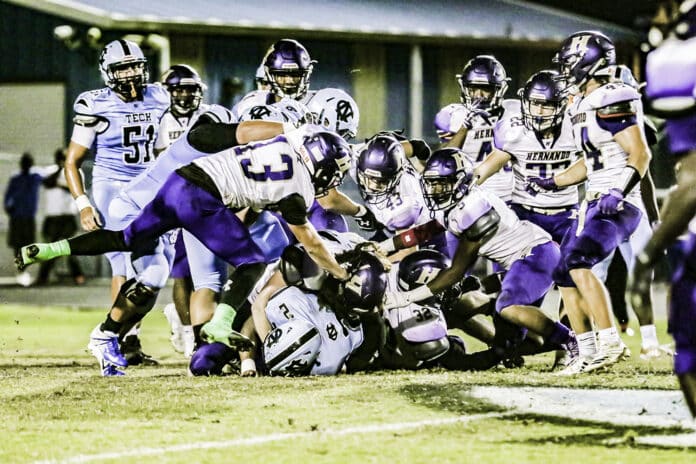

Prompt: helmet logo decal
[
  {"left": 414, "top": 267, "right": 441, "bottom": 285},
  {"left": 335, "top": 100, "right": 354, "bottom": 123},
  {"left": 567, "top": 34, "right": 591, "bottom": 54}
]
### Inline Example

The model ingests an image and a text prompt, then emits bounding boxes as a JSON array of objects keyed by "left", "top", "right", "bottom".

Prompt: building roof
[{"left": 8, "top": 0, "right": 640, "bottom": 45}]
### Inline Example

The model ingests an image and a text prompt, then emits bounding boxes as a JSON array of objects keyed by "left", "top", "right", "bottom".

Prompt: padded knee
[{"left": 120, "top": 278, "right": 158, "bottom": 308}]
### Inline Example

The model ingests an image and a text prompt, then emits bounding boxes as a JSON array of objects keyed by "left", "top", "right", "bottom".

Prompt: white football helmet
[
  {"left": 238, "top": 99, "right": 310, "bottom": 128},
  {"left": 99, "top": 39, "right": 148, "bottom": 101},
  {"left": 306, "top": 88, "right": 360, "bottom": 139},
  {"left": 263, "top": 319, "right": 321, "bottom": 376}
]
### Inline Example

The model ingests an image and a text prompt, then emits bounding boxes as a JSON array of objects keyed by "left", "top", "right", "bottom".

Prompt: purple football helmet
[
  {"left": 456, "top": 55, "right": 509, "bottom": 112},
  {"left": 554, "top": 31, "right": 616, "bottom": 90},
  {"left": 356, "top": 135, "right": 405, "bottom": 204},
  {"left": 161, "top": 64, "right": 206, "bottom": 116},
  {"left": 263, "top": 39, "right": 315, "bottom": 100},
  {"left": 397, "top": 249, "right": 450, "bottom": 305},
  {"left": 519, "top": 70, "right": 567, "bottom": 133},
  {"left": 300, "top": 130, "right": 353, "bottom": 196},
  {"left": 397, "top": 249, "right": 451, "bottom": 290},
  {"left": 420, "top": 148, "right": 474, "bottom": 211},
  {"left": 340, "top": 251, "right": 388, "bottom": 314}
]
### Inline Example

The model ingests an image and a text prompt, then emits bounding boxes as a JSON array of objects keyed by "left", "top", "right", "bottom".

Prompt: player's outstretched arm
[{"left": 65, "top": 140, "right": 102, "bottom": 231}]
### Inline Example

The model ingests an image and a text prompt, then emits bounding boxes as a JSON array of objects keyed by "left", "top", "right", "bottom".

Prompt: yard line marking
[{"left": 35, "top": 412, "right": 511, "bottom": 464}]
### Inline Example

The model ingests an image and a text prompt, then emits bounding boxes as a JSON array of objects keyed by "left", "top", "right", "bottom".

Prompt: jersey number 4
[{"left": 123, "top": 125, "right": 156, "bottom": 164}]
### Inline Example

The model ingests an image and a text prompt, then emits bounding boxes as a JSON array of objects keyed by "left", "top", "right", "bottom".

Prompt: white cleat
[
  {"left": 554, "top": 355, "right": 592, "bottom": 376},
  {"left": 584, "top": 342, "right": 630, "bottom": 372},
  {"left": 640, "top": 344, "right": 674, "bottom": 360},
  {"left": 87, "top": 325, "right": 127, "bottom": 376}
]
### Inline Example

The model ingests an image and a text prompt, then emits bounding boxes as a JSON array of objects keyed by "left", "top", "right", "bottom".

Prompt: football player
[
  {"left": 530, "top": 31, "right": 653, "bottom": 373},
  {"left": 353, "top": 134, "right": 457, "bottom": 258},
  {"left": 61, "top": 39, "right": 170, "bottom": 368},
  {"left": 235, "top": 40, "right": 375, "bottom": 233},
  {"left": 158, "top": 64, "right": 222, "bottom": 358},
  {"left": 434, "top": 55, "right": 516, "bottom": 202},
  {"left": 18, "top": 124, "right": 352, "bottom": 376},
  {"left": 631, "top": 0, "right": 696, "bottom": 416},
  {"left": 379, "top": 148, "right": 577, "bottom": 359}
]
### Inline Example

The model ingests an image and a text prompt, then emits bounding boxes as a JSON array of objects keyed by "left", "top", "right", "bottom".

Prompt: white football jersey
[
  {"left": 567, "top": 82, "right": 644, "bottom": 207},
  {"left": 434, "top": 99, "right": 518, "bottom": 200},
  {"left": 119, "top": 105, "right": 235, "bottom": 210},
  {"left": 71, "top": 84, "right": 170, "bottom": 182},
  {"left": 265, "top": 286, "right": 364, "bottom": 375},
  {"left": 494, "top": 107, "right": 580, "bottom": 208},
  {"left": 159, "top": 103, "right": 216, "bottom": 144},
  {"left": 445, "top": 186, "right": 551, "bottom": 269},
  {"left": 350, "top": 163, "right": 431, "bottom": 233},
  {"left": 193, "top": 127, "right": 315, "bottom": 211}
]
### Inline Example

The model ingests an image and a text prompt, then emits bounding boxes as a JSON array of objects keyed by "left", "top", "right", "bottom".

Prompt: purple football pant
[
  {"left": 511, "top": 204, "right": 577, "bottom": 245},
  {"left": 496, "top": 241, "right": 560, "bottom": 312},
  {"left": 169, "top": 230, "right": 191, "bottom": 279},
  {"left": 123, "top": 173, "right": 266, "bottom": 268},
  {"left": 670, "top": 232, "right": 696, "bottom": 376},
  {"left": 553, "top": 200, "right": 642, "bottom": 287}
]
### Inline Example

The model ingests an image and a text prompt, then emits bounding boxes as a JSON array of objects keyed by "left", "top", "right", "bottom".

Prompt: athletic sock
[
  {"left": 193, "top": 324, "right": 203, "bottom": 346},
  {"left": 597, "top": 326, "right": 621, "bottom": 346},
  {"left": 547, "top": 321, "right": 572, "bottom": 346},
  {"left": 640, "top": 324, "right": 659, "bottom": 348},
  {"left": 36, "top": 240, "right": 71, "bottom": 260},
  {"left": 577, "top": 331, "right": 597, "bottom": 357},
  {"left": 209, "top": 303, "right": 237, "bottom": 328},
  {"left": 100, "top": 313, "right": 123, "bottom": 334}
]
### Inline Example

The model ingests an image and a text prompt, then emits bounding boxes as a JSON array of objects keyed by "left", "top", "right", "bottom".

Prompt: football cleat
[
  {"left": 554, "top": 355, "right": 592, "bottom": 376},
  {"left": 640, "top": 344, "right": 674, "bottom": 360},
  {"left": 584, "top": 341, "right": 630, "bottom": 372},
  {"left": 15, "top": 244, "right": 40, "bottom": 271},
  {"left": 120, "top": 335, "right": 159, "bottom": 366},
  {"left": 101, "top": 363, "right": 126, "bottom": 377},
  {"left": 88, "top": 325, "right": 128, "bottom": 372},
  {"left": 200, "top": 324, "right": 254, "bottom": 351}
]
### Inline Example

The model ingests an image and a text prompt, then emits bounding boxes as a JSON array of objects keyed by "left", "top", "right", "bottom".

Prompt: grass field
[{"left": 1, "top": 304, "right": 694, "bottom": 463}]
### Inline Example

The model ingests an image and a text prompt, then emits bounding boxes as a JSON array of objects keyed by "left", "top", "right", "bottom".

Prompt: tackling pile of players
[{"left": 14, "top": 7, "right": 696, "bottom": 416}]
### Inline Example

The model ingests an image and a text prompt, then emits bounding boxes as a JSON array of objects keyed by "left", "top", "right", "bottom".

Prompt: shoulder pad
[
  {"left": 501, "top": 98, "right": 522, "bottom": 115},
  {"left": 589, "top": 83, "right": 640, "bottom": 109},
  {"left": 434, "top": 104, "right": 465, "bottom": 131},
  {"left": 449, "top": 191, "right": 494, "bottom": 236},
  {"left": 73, "top": 90, "right": 102, "bottom": 115},
  {"left": 145, "top": 83, "right": 171, "bottom": 105},
  {"left": 492, "top": 112, "right": 523, "bottom": 150},
  {"left": 463, "top": 207, "right": 500, "bottom": 242},
  {"left": 597, "top": 100, "right": 637, "bottom": 118}
]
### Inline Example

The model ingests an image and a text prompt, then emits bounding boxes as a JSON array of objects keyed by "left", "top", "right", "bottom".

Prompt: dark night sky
[{"left": 526, "top": 0, "right": 661, "bottom": 29}]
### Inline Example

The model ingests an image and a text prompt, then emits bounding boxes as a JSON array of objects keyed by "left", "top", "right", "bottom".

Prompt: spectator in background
[
  {"left": 3, "top": 152, "right": 42, "bottom": 286},
  {"left": 35, "top": 148, "right": 85, "bottom": 286}
]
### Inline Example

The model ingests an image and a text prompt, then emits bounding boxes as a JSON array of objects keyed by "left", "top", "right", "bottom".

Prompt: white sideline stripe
[{"left": 37, "top": 412, "right": 510, "bottom": 464}]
